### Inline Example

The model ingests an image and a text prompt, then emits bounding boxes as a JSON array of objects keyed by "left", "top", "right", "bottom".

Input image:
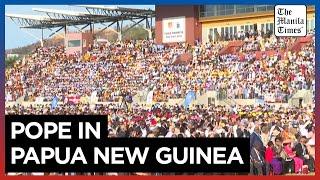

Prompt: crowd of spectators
[
  {"left": 5, "top": 103, "right": 315, "bottom": 175},
  {"left": 5, "top": 30, "right": 315, "bottom": 175},
  {"left": 5, "top": 34, "right": 315, "bottom": 104}
]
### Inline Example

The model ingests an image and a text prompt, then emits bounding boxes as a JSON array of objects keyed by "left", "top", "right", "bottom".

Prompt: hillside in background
[
  {"left": 6, "top": 25, "right": 153, "bottom": 55},
  {"left": 95, "top": 24, "right": 153, "bottom": 41},
  {"left": 6, "top": 36, "right": 64, "bottom": 55}
]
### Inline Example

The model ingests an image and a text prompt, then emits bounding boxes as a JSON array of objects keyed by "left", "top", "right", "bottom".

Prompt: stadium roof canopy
[{"left": 6, "top": 5, "right": 155, "bottom": 29}]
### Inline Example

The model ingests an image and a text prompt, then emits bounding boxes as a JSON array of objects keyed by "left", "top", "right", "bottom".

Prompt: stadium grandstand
[{"left": 5, "top": 5, "right": 315, "bottom": 176}]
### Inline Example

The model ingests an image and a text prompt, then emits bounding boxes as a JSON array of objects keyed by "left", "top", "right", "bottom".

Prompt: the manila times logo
[{"left": 275, "top": 5, "right": 307, "bottom": 37}]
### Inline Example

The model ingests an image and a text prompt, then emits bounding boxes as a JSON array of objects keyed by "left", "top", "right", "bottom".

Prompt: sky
[{"left": 5, "top": 5, "right": 155, "bottom": 50}]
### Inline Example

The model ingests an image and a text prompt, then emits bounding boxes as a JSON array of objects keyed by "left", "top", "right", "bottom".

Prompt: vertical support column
[
  {"left": 64, "top": 24, "right": 67, "bottom": 48},
  {"left": 116, "top": 21, "right": 122, "bottom": 41},
  {"left": 257, "top": 24, "right": 261, "bottom": 34},
  {"left": 40, "top": 28, "right": 44, "bottom": 47},
  {"left": 118, "top": 33, "right": 122, "bottom": 41},
  {"left": 64, "top": 24, "right": 67, "bottom": 36},
  {"left": 120, "top": 20, "right": 123, "bottom": 41},
  {"left": 148, "top": 30, "right": 152, "bottom": 40},
  {"left": 92, "top": 23, "right": 95, "bottom": 34},
  {"left": 145, "top": 17, "right": 152, "bottom": 40}
]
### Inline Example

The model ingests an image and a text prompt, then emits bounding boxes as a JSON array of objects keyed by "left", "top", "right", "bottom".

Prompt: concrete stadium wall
[{"left": 6, "top": 90, "right": 312, "bottom": 109}]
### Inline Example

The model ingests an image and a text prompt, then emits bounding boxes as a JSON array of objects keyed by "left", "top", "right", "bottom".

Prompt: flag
[
  {"left": 90, "top": 90, "right": 98, "bottom": 104},
  {"left": 51, "top": 96, "right": 58, "bottom": 109},
  {"left": 67, "top": 95, "right": 81, "bottom": 104},
  {"left": 146, "top": 91, "right": 153, "bottom": 104},
  {"left": 183, "top": 91, "right": 196, "bottom": 109},
  {"left": 255, "top": 98, "right": 265, "bottom": 105}
]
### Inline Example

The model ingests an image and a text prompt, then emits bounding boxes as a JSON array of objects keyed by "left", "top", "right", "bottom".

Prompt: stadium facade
[{"left": 155, "top": 5, "right": 315, "bottom": 44}]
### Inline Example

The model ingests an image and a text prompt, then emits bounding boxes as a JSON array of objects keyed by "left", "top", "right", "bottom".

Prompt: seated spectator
[
  {"left": 284, "top": 143, "right": 303, "bottom": 174},
  {"left": 294, "top": 136, "right": 315, "bottom": 172}
]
